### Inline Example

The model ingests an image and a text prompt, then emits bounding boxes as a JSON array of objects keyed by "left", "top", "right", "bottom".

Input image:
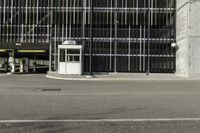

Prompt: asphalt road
[{"left": 1, "top": 74, "right": 200, "bottom": 133}]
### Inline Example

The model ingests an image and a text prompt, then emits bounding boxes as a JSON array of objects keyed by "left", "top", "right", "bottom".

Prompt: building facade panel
[{"left": 0, "top": 0, "right": 176, "bottom": 73}]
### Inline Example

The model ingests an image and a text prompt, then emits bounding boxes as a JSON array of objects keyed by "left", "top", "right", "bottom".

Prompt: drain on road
[{"left": 41, "top": 89, "right": 62, "bottom": 92}]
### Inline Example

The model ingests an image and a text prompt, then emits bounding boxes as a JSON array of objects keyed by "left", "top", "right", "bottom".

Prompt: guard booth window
[
  {"left": 67, "top": 49, "right": 81, "bottom": 63},
  {"left": 60, "top": 49, "right": 65, "bottom": 62}
]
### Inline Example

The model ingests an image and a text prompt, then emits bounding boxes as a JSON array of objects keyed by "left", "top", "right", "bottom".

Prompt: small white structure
[
  {"left": 8, "top": 56, "right": 15, "bottom": 73},
  {"left": 58, "top": 41, "right": 83, "bottom": 75},
  {"left": 171, "top": 43, "right": 177, "bottom": 47}
]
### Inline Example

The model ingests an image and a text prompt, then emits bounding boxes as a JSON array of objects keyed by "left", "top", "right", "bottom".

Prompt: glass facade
[{"left": 0, "top": 0, "right": 176, "bottom": 73}]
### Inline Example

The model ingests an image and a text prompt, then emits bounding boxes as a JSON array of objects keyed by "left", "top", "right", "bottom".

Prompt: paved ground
[
  {"left": 47, "top": 72, "right": 199, "bottom": 81},
  {"left": 1, "top": 74, "right": 200, "bottom": 132}
]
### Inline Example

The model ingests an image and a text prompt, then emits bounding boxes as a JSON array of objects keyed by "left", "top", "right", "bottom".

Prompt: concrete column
[
  {"left": 24, "top": 58, "right": 29, "bottom": 73},
  {"left": 0, "top": 58, "right": 2, "bottom": 68},
  {"left": 8, "top": 52, "right": 15, "bottom": 73},
  {"left": 33, "top": 61, "right": 36, "bottom": 73},
  {"left": 176, "top": 0, "right": 200, "bottom": 77},
  {"left": 33, "top": 55, "right": 37, "bottom": 73},
  {"left": 19, "top": 59, "right": 24, "bottom": 73}
]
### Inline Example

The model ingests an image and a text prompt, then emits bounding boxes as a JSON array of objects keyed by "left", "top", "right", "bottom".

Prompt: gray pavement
[
  {"left": 1, "top": 74, "right": 200, "bottom": 132},
  {"left": 1, "top": 121, "right": 200, "bottom": 133}
]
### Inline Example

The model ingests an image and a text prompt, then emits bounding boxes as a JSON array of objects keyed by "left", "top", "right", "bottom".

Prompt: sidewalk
[
  {"left": 46, "top": 71, "right": 200, "bottom": 81},
  {"left": 0, "top": 73, "right": 8, "bottom": 77}
]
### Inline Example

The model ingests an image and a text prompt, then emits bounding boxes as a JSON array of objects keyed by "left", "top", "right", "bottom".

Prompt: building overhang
[{"left": 0, "top": 43, "right": 49, "bottom": 51}]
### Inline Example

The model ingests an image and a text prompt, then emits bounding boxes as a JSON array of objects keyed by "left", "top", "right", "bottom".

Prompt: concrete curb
[
  {"left": 46, "top": 75, "right": 200, "bottom": 81},
  {"left": 46, "top": 75, "right": 98, "bottom": 81}
]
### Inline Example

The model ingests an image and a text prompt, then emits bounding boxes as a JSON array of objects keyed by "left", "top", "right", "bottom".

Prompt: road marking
[
  {"left": 1, "top": 92, "right": 200, "bottom": 96},
  {"left": 103, "top": 85, "right": 129, "bottom": 87},
  {"left": 1, "top": 118, "right": 200, "bottom": 123}
]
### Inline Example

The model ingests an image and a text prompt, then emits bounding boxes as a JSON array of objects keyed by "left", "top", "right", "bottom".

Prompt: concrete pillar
[
  {"left": 33, "top": 55, "right": 37, "bottom": 73},
  {"left": 8, "top": 52, "right": 15, "bottom": 73},
  {"left": 176, "top": 0, "right": 200, "bottom": 77},
  {"left": 0, "top": 58, "right": 2, "bottom": 68},
  {"left": 19, "top": 59, "right": 24, "bottom": 73},
  {"left": 24, "top": 58, "right": 29, "bottom": 73},
  {"left": 33, "top": 61, "right": 36, "bottom": 72}
]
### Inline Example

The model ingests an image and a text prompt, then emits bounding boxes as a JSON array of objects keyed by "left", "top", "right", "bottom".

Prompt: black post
[
  {"left": 147, "top": 0, "right": 151, "bottom": 75},
  {"left": 4, "top": 58, "right": 8, "bottom": 72},
  {"left": 89, "top": 0, "right": 93, "bottom": 75}
]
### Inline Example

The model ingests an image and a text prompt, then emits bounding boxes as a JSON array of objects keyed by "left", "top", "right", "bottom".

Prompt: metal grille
[{"left": 0, "top": 0, "right": 176, "bottom": 73}]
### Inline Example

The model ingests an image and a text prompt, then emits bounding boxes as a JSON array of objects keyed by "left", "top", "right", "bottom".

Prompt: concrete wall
[
  {"left": 176, "top": 0, "right": 200, "bottom": 77},
  {"left": 189, "top": 1, "right": 200, "bottom": 76}
]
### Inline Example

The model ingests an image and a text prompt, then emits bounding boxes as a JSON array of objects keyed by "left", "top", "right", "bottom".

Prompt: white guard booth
[{"left": 58, "top": 41, "right": 83, "bottom": 75}]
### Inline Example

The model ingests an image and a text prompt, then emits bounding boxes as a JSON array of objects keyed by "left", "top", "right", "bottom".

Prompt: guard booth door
[{"left": 58, "top": 45, "right": 82, "bottom": 75}]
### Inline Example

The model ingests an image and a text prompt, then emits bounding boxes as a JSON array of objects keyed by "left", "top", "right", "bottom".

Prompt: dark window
[
  {"left": 67, "top": 49, "right": 80, "bottom": 54},
  {"left": 60, "top": 49, "right": 65, "bottom": 62},
  {"left": 67, "top": 55, "right": 80, "bottom": 62}
]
